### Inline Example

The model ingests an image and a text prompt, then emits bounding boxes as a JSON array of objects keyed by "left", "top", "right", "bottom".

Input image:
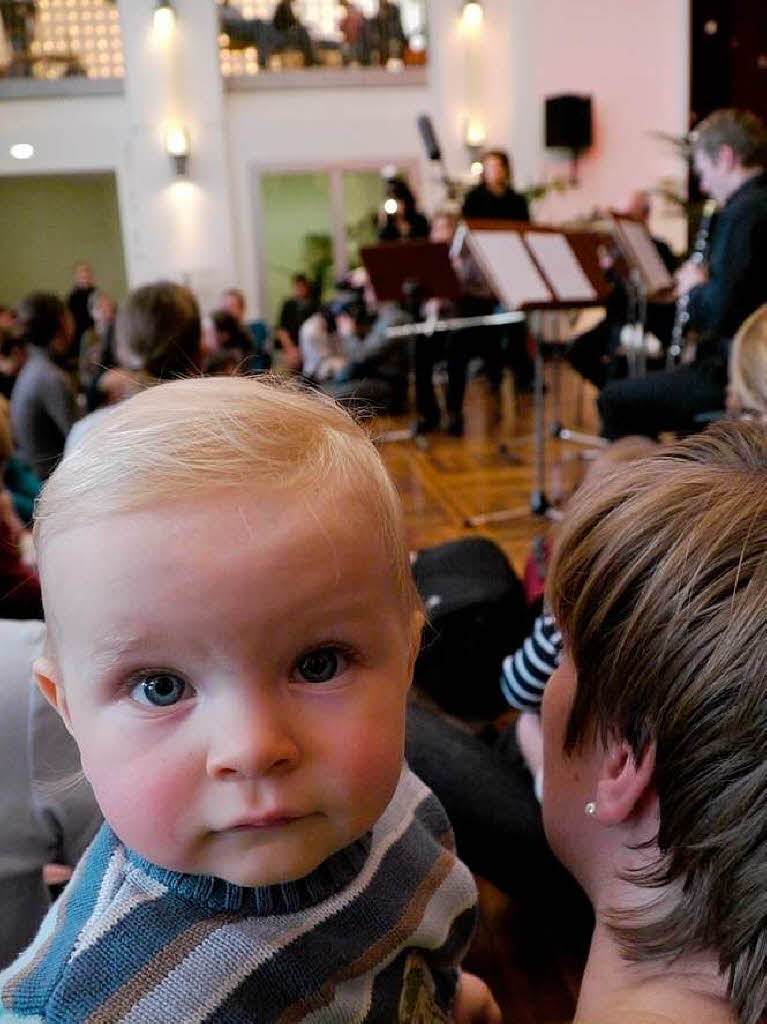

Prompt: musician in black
[
  {"left": 462, "top": 149, "right": 534, "bottom": 393},
  {"left": 598, "top": 109, "right": 767, "bottom": 440}
]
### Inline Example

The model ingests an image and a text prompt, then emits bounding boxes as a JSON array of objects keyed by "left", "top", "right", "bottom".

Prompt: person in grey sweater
[
  {"left": 10, "top": 293, "right": 78, "bottom": 480},
  {"left": 0, "top": 618, "right": 100, "bottom": 968}
]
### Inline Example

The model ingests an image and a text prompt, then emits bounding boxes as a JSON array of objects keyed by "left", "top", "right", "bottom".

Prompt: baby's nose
[{"left": 205, "top": 696, "right": 300, "bottom": 780}]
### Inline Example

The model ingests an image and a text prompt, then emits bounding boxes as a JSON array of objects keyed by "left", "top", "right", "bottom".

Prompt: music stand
[
  {"left": 462, "top": 220, "right": 609, "bottom": 524},
  {"left": 360, "top": 240, "right": 462, "bottom": 303},
  {"left": 610, "top": 213, "right": 674, "bottom": 299}
]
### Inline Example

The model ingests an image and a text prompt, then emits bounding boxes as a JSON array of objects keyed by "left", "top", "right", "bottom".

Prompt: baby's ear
[{"left": 34, "top": 657, "right": 74, "bottom": 735}]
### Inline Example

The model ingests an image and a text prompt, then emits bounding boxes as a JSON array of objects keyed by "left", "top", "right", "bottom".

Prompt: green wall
[
  {"left": 0, "top": 173, "right": 127, "bottom": 308},
  {"left": 260, "top": 169, "right": 384, "bottom": 323}
]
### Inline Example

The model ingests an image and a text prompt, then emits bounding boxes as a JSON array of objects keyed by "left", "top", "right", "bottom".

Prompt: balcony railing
[
  {"left": 217, "top": 0, "right": 427, "bottom": 78},
  {"left": 0, "top": 0, "right": 123, "bottom": 81}
]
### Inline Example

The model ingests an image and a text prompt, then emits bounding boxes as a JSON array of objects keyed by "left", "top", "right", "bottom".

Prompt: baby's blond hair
[
  {"left": 35, "top": 376, "right": 420, "bottom": 619},
  {"left": 729, "top": 303, "right": 767, "bottom": 418}
]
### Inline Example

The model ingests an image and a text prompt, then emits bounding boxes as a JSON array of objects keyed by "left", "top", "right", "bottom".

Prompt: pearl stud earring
[{"left": 584, "top": 801, "right": 597, "bottom": 818}]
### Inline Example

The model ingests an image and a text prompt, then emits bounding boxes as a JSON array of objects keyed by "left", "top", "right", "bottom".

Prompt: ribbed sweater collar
[{"left": 125, "top": 831, "right": 372, "bottom": 916}]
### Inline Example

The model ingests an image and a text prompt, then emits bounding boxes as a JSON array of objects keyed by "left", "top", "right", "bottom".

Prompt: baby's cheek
[
  {"left": 329, "top": 719, "right": 405, "bottom": 827},
  {"left": 85, "top": 746, "right": 199, "bottom": 864}
]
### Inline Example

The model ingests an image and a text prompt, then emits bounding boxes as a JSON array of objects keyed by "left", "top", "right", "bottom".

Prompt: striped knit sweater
[
  {"left": 0, "top": 767, "right": 477, "bottom": 1024},
  {"left": 500, "top": 610, "right": 562, "bottom": 711}
]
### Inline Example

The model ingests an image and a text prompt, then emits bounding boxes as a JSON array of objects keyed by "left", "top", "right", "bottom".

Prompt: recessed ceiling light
[{"left": 10, "top": 143, "right": 35, "bottom": 160}]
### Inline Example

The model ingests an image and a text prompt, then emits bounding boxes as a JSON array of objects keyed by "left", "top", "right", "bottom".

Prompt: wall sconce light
[
  {"left": 164, "top": 122, "right": 190, "bottom": 176},
  {"left": 460, "top": 1, "right": 483, "bottom": 32},
  {"left": 464, "top": 118, "right": 486, "bottom": 149},
  {"left": 153, "top": 1, "right": 176, "bottom": 42}
]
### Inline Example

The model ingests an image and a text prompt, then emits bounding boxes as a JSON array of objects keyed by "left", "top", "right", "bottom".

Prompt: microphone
[{"left": 417, "top": 115, "right": 442, "bottom": 162}]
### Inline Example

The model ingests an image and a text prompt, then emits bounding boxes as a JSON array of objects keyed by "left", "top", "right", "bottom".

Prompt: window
[
  {"left": 1, "top": 0, "right": 123, "bottom": 80},
  {"left": 217, "top": 0, "right": 427, "bottom": 77}
]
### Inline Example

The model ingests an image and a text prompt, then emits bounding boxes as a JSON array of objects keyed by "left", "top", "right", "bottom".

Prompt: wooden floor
[
  {"left": 372, "top": 360, "right": 601, "bottom": 1023},
  {"left": 375, "top": 359, "right": 601, "bottom": 577}
]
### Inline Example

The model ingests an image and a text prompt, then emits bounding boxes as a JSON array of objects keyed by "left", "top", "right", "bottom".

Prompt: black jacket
[
  {"left": 461, "top": 185, "right": 530, "bottom": 223},
  {"left": 688, "top": 171, "right": 767, "bottom": 349}
]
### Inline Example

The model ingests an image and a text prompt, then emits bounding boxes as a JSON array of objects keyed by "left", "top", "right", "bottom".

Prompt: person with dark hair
[
  {"left": 461, "top": 150, "right": 529, "bottom": 222},
  {"left": 271, "top": 0, "right": 314, "bottom": 65},
  {"left": 205, "top": 309, "right": 253, "bottom": 374},
  {"left": 322, "top": 294, "right": 411, "bottom": 414},
  {"left": 65, "top": 280, "right": 202, "bottom": 451},
  {"left": 377, "top": 175, "right": 429, "bottom": 241},
  {"left": 275, "top": 273, "right": 317, "bottom": 370},
  {"left": 367, "top": 0, "right": 406, "bottom": 64},
  {"left": 9, "top": 293, "right": 76, "bottom": 481},
  {"left": 220, "top": 288, "right": 271, "bottom": 371},
  {"left": 598, "top": 108, "right": 767, "bottom": 439},
  {"left": 0, "top": 327, "right": 26, "bottom": 400},
  {"left": 462, "top": 149, "right": 534, "bottom": 393}
]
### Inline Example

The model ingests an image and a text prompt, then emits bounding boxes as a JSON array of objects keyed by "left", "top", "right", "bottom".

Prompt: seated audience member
[
  {"left": 1, "top": 395, "right": 41, "bottom": 523},
  {"left": 0, "top": 376, "right": 493, "bottom": 1023},
  {"left": 323, "top": 295, "right": 411, "bottom": 414},
  {"left": 220, "top": 287, "right": 271, "bottom": 371},
  {"left": 542, "top": 420, "right": 767, "bottom": 1024},
  {"left": 0, "top": 326, "right": 26, "bottom": 400},
  {"left": 204, "top": 310, "right": 253, "bottom": 373},
  {"left": 297, "top": 308, "right": 348, "bottom": 382},
  {"left": 0, "top": 400, "right": 41, "bottom": 619},
  {"left": 378, "top": 176, "right": 429, "bottom": 241},
  {"left": 10, "top": 293, "right": 77, "bottom": 481},
  {"left": 275, "top": 273, "right": 317, "bottom": 371},
  {"left": 726, "top": 302, "right": 767, "bottom": 418},
  {"left": 204, "top": 347, "right": 244, "bottom": 378},
  {"left": 65, "top": 280, "right": 201, "bottom": 451},
  {"left": 78, "top": 291, "right": 118, "bottom": 412},
  {"left": 0, "top": 618, "right": 100, "bottom": 968}
]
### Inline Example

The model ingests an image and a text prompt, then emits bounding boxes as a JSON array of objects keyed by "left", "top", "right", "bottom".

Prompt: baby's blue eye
[
  {"left": 296, "top": 649, "right": 346, "bottom": 684},
  {"left": 130, "top": 674, "right": 189, "bottom": 707}
]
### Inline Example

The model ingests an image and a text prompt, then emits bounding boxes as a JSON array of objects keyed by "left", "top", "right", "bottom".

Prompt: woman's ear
[
  {"left": 34, "top": 657, "right": 74, "bottom": 735},
  {"left": 595, "top": 740, "right": 656, "bottom": 827}
]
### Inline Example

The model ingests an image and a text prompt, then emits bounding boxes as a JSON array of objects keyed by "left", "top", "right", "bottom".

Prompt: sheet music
[
  {"left": 525, "top": 232, "right": 597, "bottom": 302},
  {"left": 617, "top": 219, "right": 673, "bottom": 295},
  {"left": 468, "top": 230, "right": 552, "bottom": 309}
]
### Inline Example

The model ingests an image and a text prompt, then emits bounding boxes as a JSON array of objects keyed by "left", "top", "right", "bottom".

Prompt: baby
[{"left": 0, "top": 376, "right": 485, "bottom": 1023}]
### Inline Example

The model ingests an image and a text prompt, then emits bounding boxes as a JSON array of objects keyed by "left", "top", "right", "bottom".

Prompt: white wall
[
  {"left": 505, "top": 0, "right": 690, "bottom": 247},
  {"left": 0, "top": 95, "right": 125, "bottom": 175}
]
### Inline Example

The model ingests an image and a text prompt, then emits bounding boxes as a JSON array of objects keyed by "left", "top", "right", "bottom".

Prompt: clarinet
[{"left": 667, "top": 198, "right": 717, "bottom": 366}]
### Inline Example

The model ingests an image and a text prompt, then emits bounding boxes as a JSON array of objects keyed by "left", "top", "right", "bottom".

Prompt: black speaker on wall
[{"left": 545, "top": 94, "right": 593, "bottom": 152}]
